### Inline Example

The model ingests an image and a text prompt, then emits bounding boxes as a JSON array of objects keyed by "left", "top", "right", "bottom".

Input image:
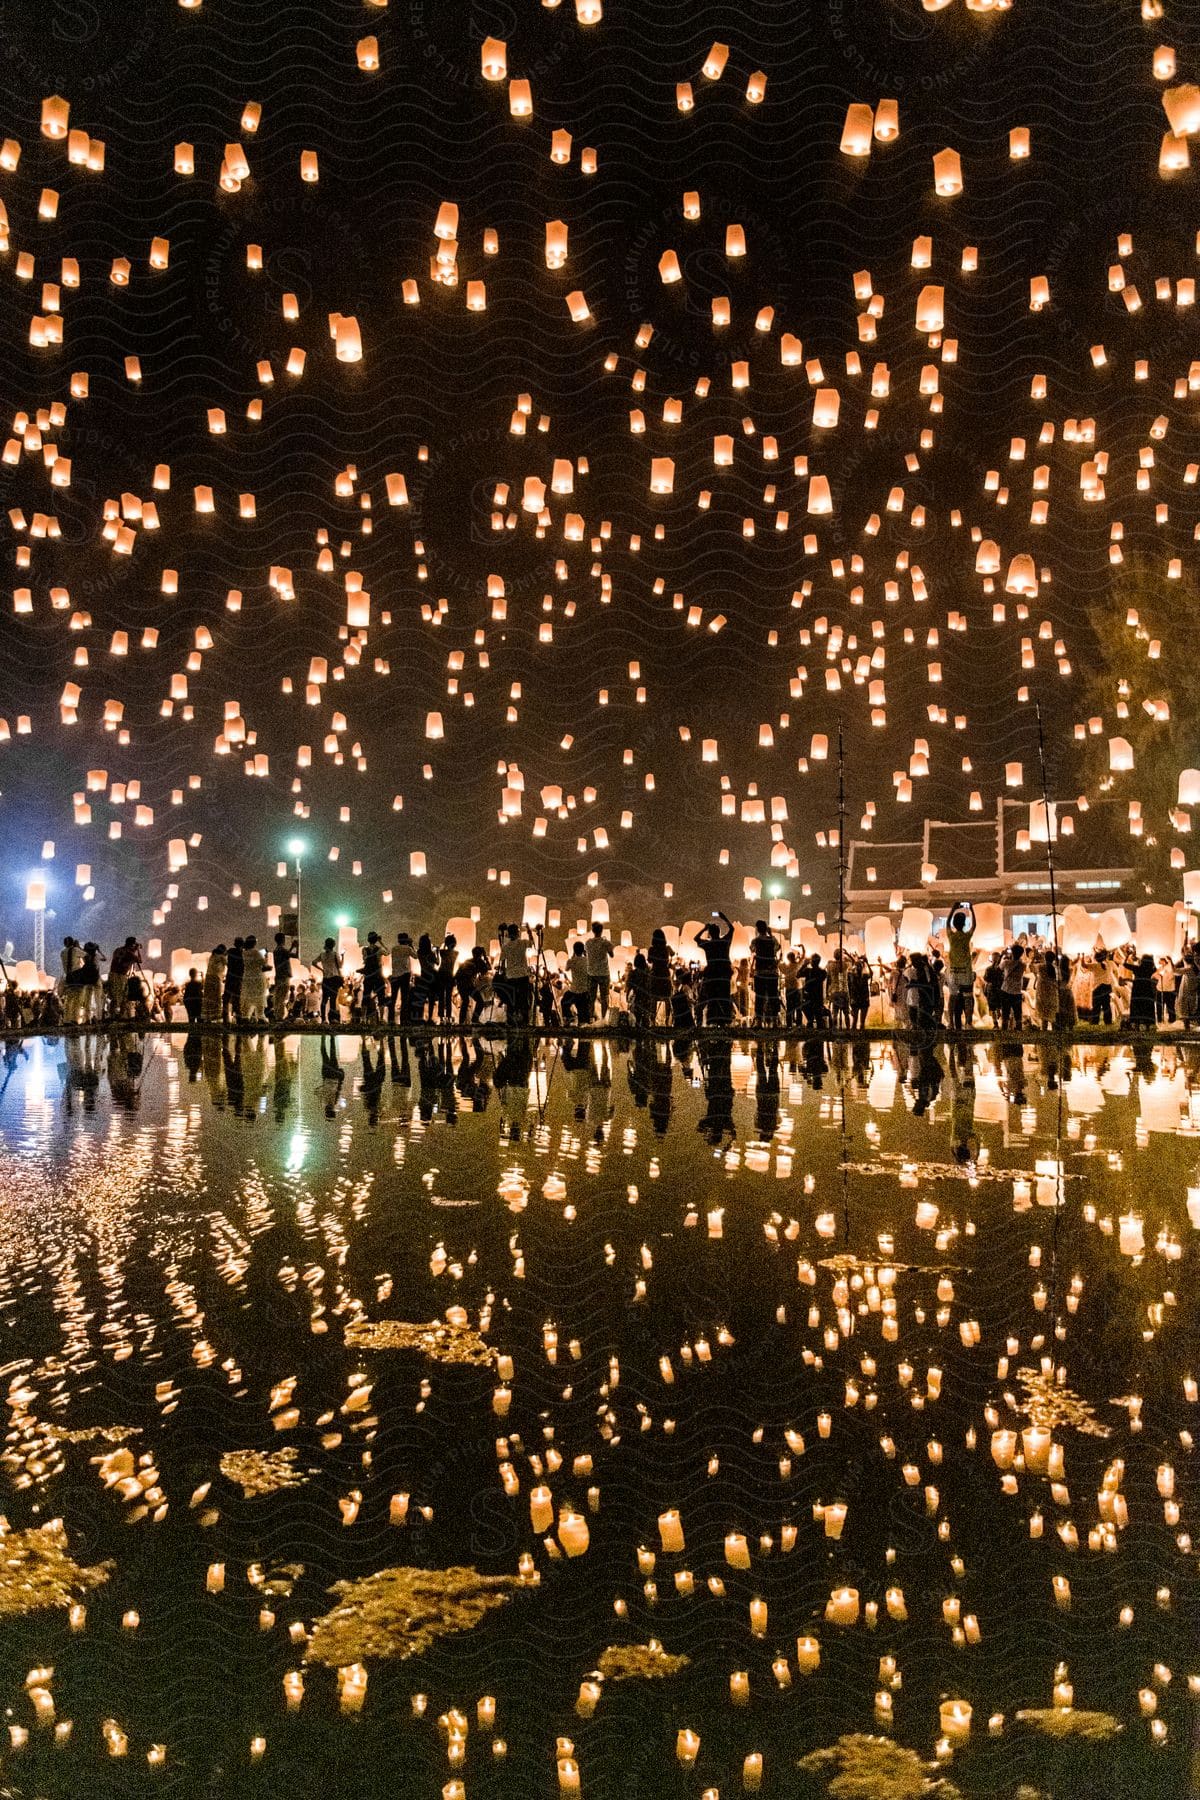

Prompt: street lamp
[
  {"left": 25, "top": 875, "right": 47, "bottom": 975},
  {"left": 287, "top": 839, "right": 307, "bottom": 958}
]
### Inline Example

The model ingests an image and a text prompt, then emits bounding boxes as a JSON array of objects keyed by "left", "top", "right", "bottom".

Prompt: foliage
[
  {"left": 306, "top": 1566, "right": 529, "bottom": 1665},
  {"left": 1081, "top": 555, "right": 1200, "bottom": 899},
  {"left": 798, "top": 1735, "right": 962, "bottom": 1800},
  {"left": 0, "top": 1518, "right": 112, "bottom": 1617},
  {"left": 595, "top": 1640, "right": 689, "bottom": 1680}
]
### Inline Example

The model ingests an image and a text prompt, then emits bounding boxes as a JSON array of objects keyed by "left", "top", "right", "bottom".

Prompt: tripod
[{"left": 530, "top": 925, "right": 559, "bottom": 1028}]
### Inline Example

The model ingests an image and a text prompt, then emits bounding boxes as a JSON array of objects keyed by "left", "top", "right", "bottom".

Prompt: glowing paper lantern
[
  {"left": 333, "top": 315, "right": 362, "bottom": 361},
  {"left": 897, "top": 907, "right": 933, "bottom": 952},
  {"left": 864, "top": 916, "right": 895, "bottom": 962},
  {"left": 481, "top": 37, "right": 507, "bottom": 80},
  {"left": 1029, "top": 801, "right": 1057, "bottom": 842},
  {"left": 1005, "top": 554, "right": 1038, "bottom": 595},
  {"left": 940, "top": 1700, "right": 972, "bottom": 1743},
  {"left": 1097, "top": 907, "right": 1131, "bottom": 950},
  {"left": 170, "top": 948, "right": 207, "bottom": 986},
  {"left": 1135, "top": 903, "right": 1179, "bottom": 958},
  {"left": 932, "top": 148, "right": 963, "bottom": 194},
  {"left": 840, "top": 105, "right": 874, "bottom": 156},
  {"left": 955, "top": 903, "right": 998, "bottom": 952},
  {"left": 915, "top": 285, "right": 944, "bottom": 333},
  {"left": 1163, "top": 84, "right": 1200, "bottom": 135},
  {"left": 444, "top": 918, "right": 476, "bottom": 956}
]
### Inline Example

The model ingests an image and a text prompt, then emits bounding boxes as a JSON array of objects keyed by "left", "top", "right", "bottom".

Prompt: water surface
[{"left": 0, "top": 1028, "right": 1195, "bottom": 1798}]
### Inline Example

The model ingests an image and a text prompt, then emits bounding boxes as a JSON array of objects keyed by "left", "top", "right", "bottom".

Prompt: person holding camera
[
  {"left": 945, "top": 902, "right": 977, "bottom": 1030},
  {"left": 694, "top": 911, "right": 734, "bottom": 1027}
]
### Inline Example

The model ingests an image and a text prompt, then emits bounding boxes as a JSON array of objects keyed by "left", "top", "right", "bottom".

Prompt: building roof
[{"left": 846, "top": 799, "right": 1137, "bottom": 906}]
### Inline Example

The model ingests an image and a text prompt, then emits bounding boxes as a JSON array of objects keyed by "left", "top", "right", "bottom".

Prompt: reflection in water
[{"left": 0, "top": 1028, "right": 1197, "bottom": 1795}]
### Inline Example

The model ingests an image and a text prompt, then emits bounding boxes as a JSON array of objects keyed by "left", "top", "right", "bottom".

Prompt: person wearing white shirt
[
  {"left": 585, "top": 922, "right": 614, "bottom": 1020},
  {"left": 388, "top": 933, "right": 416, "bottom": 1025},
  {"left": 500, "top": 924, "right": 533, "bottom": 1024},
  {"left": 564, "top": 943, "right": 590, "bottom": 1026}
]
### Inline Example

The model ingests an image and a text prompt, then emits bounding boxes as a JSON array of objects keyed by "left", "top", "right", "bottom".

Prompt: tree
[{"left": 1080, "top": 555, "right": 1200, "bottom": 902}]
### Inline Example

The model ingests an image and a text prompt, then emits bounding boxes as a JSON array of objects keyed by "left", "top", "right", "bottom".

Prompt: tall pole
[
  {"left": 837, "top": 716, "right": 847, "bottom": 958},
  {"left": 1035, "top": 701, "right": 1060, "bottom": 954},
  {"left": 295, "top": 855, "right": 303, "bottom": 962}
]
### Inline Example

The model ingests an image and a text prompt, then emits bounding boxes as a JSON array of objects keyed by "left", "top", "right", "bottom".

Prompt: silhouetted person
[{"left": 695, "top": 911, "right": 734, "bottom": 1027}]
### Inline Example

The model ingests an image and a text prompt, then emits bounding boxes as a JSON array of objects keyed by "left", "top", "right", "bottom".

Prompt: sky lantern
[
  {"left": 1159, "top": 133, "right": 1189, "bottom": 174},
  {"left": 1162, "top": 84, "right": 1200, "bottom": 134},
  {"left": 1135, "top": 903, "right": 1179, "bottom": 957},
  {"left": 545, "top": 221, "right": 568, "bottom": 268},
  {"left": 915, "top": 285, "right": 944, "bottom": 332},
  {"left": 481, "top": 37, "right": 507, "bottom": 80},
  {"left": 840, "top": 104, "right": 874, "bottom": 156},
  {"left": 932, "top": 148, "right": 962, "bottom": 195},
  {"left": 813, "top": 389, "right": 839, "bottom": 427},
  {"left": 333, "top": 315, "right": 362, "bottom": 361},
  {"left": 41, "top": 96, "right": 69, "bottom": 139},
  {"left": 1005, "top": 553, "right": 1038, "bottom": 595}
]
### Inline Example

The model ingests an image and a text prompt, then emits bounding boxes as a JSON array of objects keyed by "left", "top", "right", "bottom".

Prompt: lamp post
[
  {"left": 287, "top": 839, "right": 307, "bottom": 960},
  {"left": 25, "top": 875, "right": 46, "bottom": 975}
]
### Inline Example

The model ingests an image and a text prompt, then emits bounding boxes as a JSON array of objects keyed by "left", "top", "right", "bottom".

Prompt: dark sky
[{"left": 1, "top": 0, "right": 1197, "bottom": 953}]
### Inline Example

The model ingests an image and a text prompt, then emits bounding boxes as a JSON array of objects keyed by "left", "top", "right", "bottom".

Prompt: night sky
[{"left": 2, "top": 0, "right": 1198, "bottom": 954}]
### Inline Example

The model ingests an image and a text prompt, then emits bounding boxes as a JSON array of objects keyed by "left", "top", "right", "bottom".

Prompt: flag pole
[{"left": 1035, "top": 700, "right": 1060, "bottom": 954}]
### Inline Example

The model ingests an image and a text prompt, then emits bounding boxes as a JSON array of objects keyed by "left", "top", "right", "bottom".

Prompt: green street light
[{"left": 286, "top": 839, "right": 308, "bottom": 958}]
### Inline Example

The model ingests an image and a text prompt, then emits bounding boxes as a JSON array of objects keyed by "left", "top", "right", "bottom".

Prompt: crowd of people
[{"left": 4, "top": 906, "right": 1200, "bottom": 1036}]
